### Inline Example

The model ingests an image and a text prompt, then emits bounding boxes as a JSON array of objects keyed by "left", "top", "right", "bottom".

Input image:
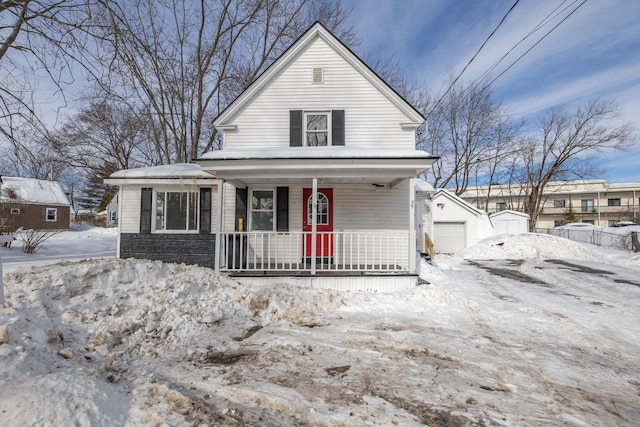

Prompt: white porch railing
[{"left": 221, "top": 231, "right": 410, "bottom": 273}]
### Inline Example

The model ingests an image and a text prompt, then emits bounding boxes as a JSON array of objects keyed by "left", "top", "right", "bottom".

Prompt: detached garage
[
  {"left": 431, "top": 190, "right": 493, "bottom": 253},
  {"left": 490, "top": 210, "right": 530, "bottom": 234}
]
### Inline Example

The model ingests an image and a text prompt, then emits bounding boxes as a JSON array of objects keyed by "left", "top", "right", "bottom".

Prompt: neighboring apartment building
[{"left": 460, "top": 180, "right": 640, "bottom": 229}]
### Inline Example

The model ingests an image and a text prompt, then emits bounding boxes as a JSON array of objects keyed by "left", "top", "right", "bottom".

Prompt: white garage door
[{"left": 434, "top": 222, "right": 466, "bottom": 253}]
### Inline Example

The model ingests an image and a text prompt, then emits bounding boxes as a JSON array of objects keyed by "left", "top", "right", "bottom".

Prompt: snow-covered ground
[
  {"left": 1, "top": 229, "right": 640, "bottom": 426},
  {"left": 1, "top": 225, "right": 117, "bottom": 273}
]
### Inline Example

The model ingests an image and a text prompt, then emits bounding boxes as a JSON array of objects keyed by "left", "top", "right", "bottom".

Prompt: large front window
[
  {"left": 305, "top": 113, "right": 329, "bottom": 146},
  {"left": 155, "top": 191, "right": 197, "bottom": 231},
  {"left": 251, "top": 190, "right": 274, "bottom": 231}
]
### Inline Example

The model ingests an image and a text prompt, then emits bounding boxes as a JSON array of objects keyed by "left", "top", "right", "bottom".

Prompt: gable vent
[{"left": 312, "top": 67, "right": 323, "bottom": 84}]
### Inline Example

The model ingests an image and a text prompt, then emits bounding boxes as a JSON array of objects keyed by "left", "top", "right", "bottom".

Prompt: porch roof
[{"left": 196, "top": 148, "right": 437, "bottom": 186}]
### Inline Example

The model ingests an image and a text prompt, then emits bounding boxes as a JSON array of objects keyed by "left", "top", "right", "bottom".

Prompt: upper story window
[
  {"left": 251, "top": 190, "right": 274, "bottom": 231},
  {"left": 290, "top": 110, "right": 344, "bottom": 147},
  {"left": 45, "top": 208, "right": 58, "bottom": 222},
  {"left": 607, "top": 198, "right": 621, "bottom": 206},
  {"left": 305, "top": 113, "right": 330, "bottom": 146},
  {"left": 553, "top": 200, "right": 566, "bottom": 208},
  {"left": 581, "top": 199, "right": 594, "bottom": 213},
  {"left": 496, "top": 202, "right": 507, "bottom": 212},
  {"left": 155, "top": 191, "right": 198, "bottom": 231}
]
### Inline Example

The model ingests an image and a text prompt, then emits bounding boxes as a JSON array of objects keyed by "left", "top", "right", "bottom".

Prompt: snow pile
[
  {"left": 0, "top": 259, "right": 345, "bottom": 425},
  {"left": 464, "top": 232, "right": 614, "bottom": 261}
]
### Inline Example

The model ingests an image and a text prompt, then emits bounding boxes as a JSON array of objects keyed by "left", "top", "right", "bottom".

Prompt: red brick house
[{"left": 0, "top": 176, "right": 71, "bottom": 231}]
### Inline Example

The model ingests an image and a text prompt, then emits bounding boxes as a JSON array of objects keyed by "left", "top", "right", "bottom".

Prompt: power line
[
  {"left": 477, "top": 0, "right": 575, "bottom": 82},
  {"left": 485, "top": 0, "right": 587, "bottom": 88},
  {"left": 426, "top": 0, "right": 521, "bottom": 117},
  {"left": 425, "top": 0, "right": 588, "bottom": 120}
]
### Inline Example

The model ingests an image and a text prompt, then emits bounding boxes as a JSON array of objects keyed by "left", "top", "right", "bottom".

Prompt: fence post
[{"left": 632, "top": 232, "right": 640, "bottom": 253}]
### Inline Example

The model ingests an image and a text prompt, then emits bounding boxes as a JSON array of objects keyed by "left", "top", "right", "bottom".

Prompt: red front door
[{"left": 302, "top": 188, "right": 334, "bottom": 259}]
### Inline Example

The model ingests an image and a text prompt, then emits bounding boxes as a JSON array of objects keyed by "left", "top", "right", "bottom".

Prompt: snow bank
[{"left": 0, "top": 259, "right": 345, "bottom": 425}]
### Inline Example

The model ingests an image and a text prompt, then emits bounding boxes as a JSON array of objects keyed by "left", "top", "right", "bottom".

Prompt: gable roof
[
  {"left": 214, "top": 22, "right": 425, "bottom": 127},
  {"left": 432, "top": 189, "right": 487, "bottom": 217},
  {"left": 0, "top": 176, "right": 70, "bottom": 206},
  {"left": 489, "top": 210, "right": 530, "bottom": 219}
]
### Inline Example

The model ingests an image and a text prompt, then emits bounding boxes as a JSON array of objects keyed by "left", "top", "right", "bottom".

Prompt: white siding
[
  {"left": 120, "top": 185, "right": 143, "bottom": 233},
  {"left": 334, "top": 182, "right": 409, "bottom": 231},
  {"left": 224, "top": 37, "right": 416, "bottom": 151},
  {"left": 223, "top": 182, "right": 236, "bottom": 232}
]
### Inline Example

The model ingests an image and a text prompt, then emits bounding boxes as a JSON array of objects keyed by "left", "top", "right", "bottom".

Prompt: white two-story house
[{"left": 106, "top": 22, "right": 437, "bottom": 291}]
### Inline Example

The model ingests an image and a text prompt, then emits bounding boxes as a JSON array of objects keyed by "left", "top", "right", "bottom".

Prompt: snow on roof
[
  {"left": 489, "top": 209, "right": 530, "bottom": 219},
  {"left": 415, "top": 178, "right": 435, "bottom": 193},
  {"left": 108, "top": 163, "right": 215, "bottom": 179},
  {"left": 0, "top": 176, "right": 70, "bottom": 206},
  {"left": 199, "top": 147, "right": 435, "bottom": 160}
]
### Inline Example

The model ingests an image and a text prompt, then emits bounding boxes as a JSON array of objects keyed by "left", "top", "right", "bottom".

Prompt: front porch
[
  {"left": 219, "top": 229, "right": 418, "bottom": 291},
  {"left": 221, "top": 231, "right": 411, "bottom": 273}
]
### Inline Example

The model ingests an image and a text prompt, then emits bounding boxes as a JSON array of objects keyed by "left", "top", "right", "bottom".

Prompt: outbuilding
[
  {"left": 490, "top": 210, "right": 530, "bottom": 235},
  {"left": 431, "top": 189, "right": 493, "bottom": 253}
]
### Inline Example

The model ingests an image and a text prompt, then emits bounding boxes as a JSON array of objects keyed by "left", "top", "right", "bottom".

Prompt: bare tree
[
  {"left": 0, "top": 0, "right": 94, "bottom": 145},
  {"left": 50, "top": 101, "right": 153, "bottom": 171},
  {"left": 519, "top": 99, "right": 635, "bottom": 230},
  {"left": 423, "top": 79, "right": 516, "bottom": 195},
  {"left": 83, "top": 0, "right": 356, "bottom": 164}
]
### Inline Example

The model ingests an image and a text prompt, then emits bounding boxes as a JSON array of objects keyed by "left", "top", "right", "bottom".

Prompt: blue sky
[{"left": 343, "top": 0, "right": 640, "bottom": 183}]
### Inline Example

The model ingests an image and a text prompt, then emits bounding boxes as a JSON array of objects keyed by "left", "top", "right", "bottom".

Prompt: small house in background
[
  {"left": 105, "top": 192, "right": 119, "bottom": 227},
  {"left": 0, "top": 176, "right": 71, "bottom": 231},
  {"left": 431, "top": 189, "right": 493, "bottom": 253},
  {"left": 490, "top": 210, "right": 530, "bottom": 235}
]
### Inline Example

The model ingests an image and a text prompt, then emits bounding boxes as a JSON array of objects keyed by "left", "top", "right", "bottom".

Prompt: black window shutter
[
  {"left": 140, "top": 188, "right": 152, "bottom": 233},
  {"left": 276, "top": 187, "right": 289, "bottom": 232},
  {"left": 235, "top": 188, "right": 248, "bottom": 231},
  {"left": 199, "top": 188, "right": 212, "bottom": 234},
  {"left": 332, "top": 110, "right": 345, "bottom": 146},
  {"left": 290, "top": 110, "right": 302, "bottom": 147}
]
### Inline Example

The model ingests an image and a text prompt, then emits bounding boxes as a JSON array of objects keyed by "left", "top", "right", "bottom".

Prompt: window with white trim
[
  {"left": 154, "top": 191, "right": 198, "bottom": 231},
  {"left": 251, "top": 190, "right": 274, "bottom": 231},
  {"left": 10, "top": 208, "right": 20, "bottom": 215},
  {"left": 46, "top": 208, "right": 58, "bottom": 222},
  {"left": 305, "top": 112, "right": 330, "bottom": 146}
]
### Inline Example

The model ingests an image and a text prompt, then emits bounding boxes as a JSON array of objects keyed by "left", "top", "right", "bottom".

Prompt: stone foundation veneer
[{"left": 120, "top": 233, "right": 216, "bottom": 268}]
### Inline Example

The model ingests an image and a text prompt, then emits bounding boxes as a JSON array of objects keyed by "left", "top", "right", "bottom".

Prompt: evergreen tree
[{"left": 564, "top": 202, "right": 580, "bottom": 224}]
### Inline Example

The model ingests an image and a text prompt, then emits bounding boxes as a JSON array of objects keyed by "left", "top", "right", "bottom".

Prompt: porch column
[
  {"left": 311, "top": 178, "right": 318, "bottom": 275},
  {"left": 214, "top": 180, "right": 224, "bottom": 272},
  {"left": 409, "top": 177, "right": 417, "bottom": 273},
  {"left": 116, "top": 184, "right": 123, "bottom": 259}
]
